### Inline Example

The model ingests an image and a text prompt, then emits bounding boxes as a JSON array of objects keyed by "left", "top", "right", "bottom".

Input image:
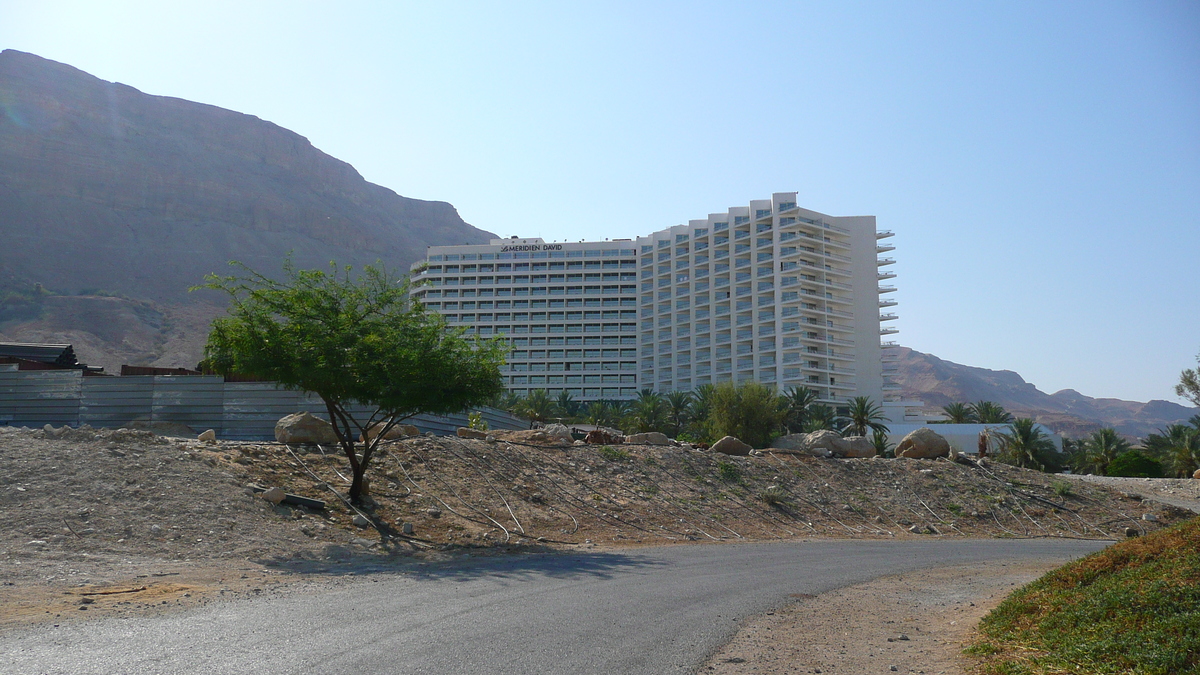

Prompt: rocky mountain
[
  {"left": 892, "top": 346, "right": 1197, "bottom": 439},
  {"left": 0, "top": 50, "right": 494, "bottom": 371}
]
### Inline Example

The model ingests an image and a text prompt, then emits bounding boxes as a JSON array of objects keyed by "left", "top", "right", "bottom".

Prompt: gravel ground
[
  {"left": 3, "top": 423, "right": 1194, "bottom": 641},
  {"left": 701, "top": 559, "right": 1069, "bottom": 675},
  {"left": 1059, "top": 474, "right": 1200, "bottom": 513}
]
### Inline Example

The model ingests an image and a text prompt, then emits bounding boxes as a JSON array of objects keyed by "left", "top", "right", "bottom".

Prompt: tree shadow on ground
[{"left": 253, "top": 544, "right": 667, "bottom": 582}]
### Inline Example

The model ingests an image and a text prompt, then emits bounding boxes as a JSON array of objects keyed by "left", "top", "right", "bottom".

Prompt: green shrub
[
  {"left": 1052, "top": 481, "right": 1073, "bottom": 497},
  {"left": 759, "top": 485, "right": 788, "bottom": 505},
  {"left": 707, "top": 381, "right": 786, "bottom": 448},
  {"left": 1106, "top": 450, "right": 1163, "bottom": 478}
]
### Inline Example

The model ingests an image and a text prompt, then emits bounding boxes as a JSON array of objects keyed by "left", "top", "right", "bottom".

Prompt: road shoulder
[{"left": 701, "top": 558, "right": 1070, "bottom": 675}]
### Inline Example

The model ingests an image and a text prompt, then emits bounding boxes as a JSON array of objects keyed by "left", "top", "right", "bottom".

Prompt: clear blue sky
[{"left": 3, "top": 1, "right": 1198, "bottom": 405}]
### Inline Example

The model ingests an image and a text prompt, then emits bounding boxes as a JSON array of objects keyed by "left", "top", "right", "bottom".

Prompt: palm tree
[
  {"left": 665, "top": 390, "right": 694, "bottom": 437},
  {"left": 687, "top": 384, "right": 716, "bottom": 440},
  {"left": 940, "top": 402, "right": 977, "bottom": 424},
  {"left": 554, "top": 390, "right": 581, "bottom": 421},
  {"left": 781, "top": 386, "right": 820, "bottom": 433},
  {"left": 1143, "top": 424, "right": 1200, "bottom": 478},
  {"left": 803, "top": 404, "right": 837, "bottom": 432},
  {"left": 969, "top": 400, "right": 1014, "bottom": 424},
  {"left": 627, "top": 390, "right": 668, "bottom": 433},
  {"left": 995, "top": 418, "right": 1057, "bottom": 471},
  {"left": 870, "top": 428, "right": 894, "bottom": 457},
  {"left": 1071, "top": 428, "right": 1131, "bottom": 475},
  {"left": 839, "top": 396, "right": 890, "bottom": 437},
  {"left": 517, "top": 389, "right": 555, "bottom": 425},
  {"left": 583, "top": 401, "right": 616, "bottom": 428}
]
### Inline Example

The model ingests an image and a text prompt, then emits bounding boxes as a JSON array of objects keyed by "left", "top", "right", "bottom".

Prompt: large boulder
[
  {"left": 275, "top": 412, "right": 339, "bottom": 444},
  {"left": 711, "top": 435, "right": 752, "bottom": 456},
  {"left": 837, "top": 435, "right": 877, "bottom": 458},
  {"left": 895, "top": 428, "right": 951, "bottom": 459},
  {"left": 543, "top": 423, "right": 575, "bottom": 444},
  {"left": 362, "top": 422, "right": 420, "bottom": 442},
  {"left": 1193, "top": 468, "right": 1200, "bottom": 480},
  {"left": 803, "top": 429, "right": 844, "bottom": 456},
  {"left": 770, "top": 432, "right": 827, "bottom": 456},
  {"left": 624, "top": 431, "right": 671, "bottom": 446},
  {"left": 770, "top": 430, "right": 876, "bottom": 458}
]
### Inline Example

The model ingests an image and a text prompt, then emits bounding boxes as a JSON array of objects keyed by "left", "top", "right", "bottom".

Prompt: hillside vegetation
[{"left": 969, "top": 516, "right": 1200, "bottom": 674}]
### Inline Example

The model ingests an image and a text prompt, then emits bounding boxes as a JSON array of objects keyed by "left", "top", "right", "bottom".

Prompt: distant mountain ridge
[
  {"left": 892, "top": 347, "right": 1197, "bottom": 438},
  {"left": 0, "top": 50, "right": 494, "bottom": 371}
]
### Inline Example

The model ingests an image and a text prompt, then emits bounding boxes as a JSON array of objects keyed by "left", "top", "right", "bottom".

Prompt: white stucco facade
[{"left": 411, "top": 192, "right": 900, "bottom": 407}]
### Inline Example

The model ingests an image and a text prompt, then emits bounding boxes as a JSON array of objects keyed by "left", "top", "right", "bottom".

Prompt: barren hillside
[
  {"left": 893, "top": 347, "right": 1198, "bottom": 438},
  {"left": 0, "top": 49, "right": 494, "bottom": 371}
]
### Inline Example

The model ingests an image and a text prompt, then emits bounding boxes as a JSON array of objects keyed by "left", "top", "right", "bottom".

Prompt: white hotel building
[{"left": 412, "top": 192, "right": 904, "bottom": 412}]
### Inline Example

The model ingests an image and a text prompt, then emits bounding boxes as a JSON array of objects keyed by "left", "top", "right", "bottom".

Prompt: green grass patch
[
  {"left": 716, "top": 461, "right": 742, "bottom": 484},
  {"left": 968, "top": 517, "right": 1200, "bottom": 674},
  {"left": 597, "top": 445, "right": 630, "bottom": 461}
]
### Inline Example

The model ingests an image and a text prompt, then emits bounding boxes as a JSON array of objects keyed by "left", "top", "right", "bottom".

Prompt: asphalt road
[{"left": 1, "top": 539, "right": 1106, "bottom": 674}]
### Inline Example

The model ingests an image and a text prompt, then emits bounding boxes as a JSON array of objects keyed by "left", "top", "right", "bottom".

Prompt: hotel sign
[{"left": 499, "top": 243, "right": 564, "bottom": 252}]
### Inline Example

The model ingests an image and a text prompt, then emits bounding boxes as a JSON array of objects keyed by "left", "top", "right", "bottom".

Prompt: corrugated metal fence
[{"left": 0, "top": 368, "right": 527, "bottom": 440}]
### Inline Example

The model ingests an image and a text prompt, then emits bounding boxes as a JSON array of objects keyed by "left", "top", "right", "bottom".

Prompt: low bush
[{"left": 969, "top": 516, "right": 1200, "bottom": 674}]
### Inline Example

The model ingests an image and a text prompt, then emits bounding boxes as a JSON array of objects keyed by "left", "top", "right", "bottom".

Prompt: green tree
[
  {"left": 665, "top": 390, "right": 694, "bottom": 437},
  {"left": 199, "top": 260, "right": 506, "bottom": 503},
  {"left": 517, "top": 389, "right": 555, "bottom": 425},
  {"left": 939, "top": 402, "right": 977, "bottom": 424},
  {"left": 994, "top": 418, "right": 1059, "bottom": 472},
  {"left": 781, "top": 385, "right": 819, "bottom": 434},
  {"left": 554, "top": 390, "right": 581, "bottom": 421},
  {"left": 686, "top": 384, "right": 717, "bottom": 439},
  {"left": 1143, "top": 423, "right": 1200, "bottom": 478},
  {"left": 583, "top": 401, "right": 618, "bottom": 428},
  {"left": 1177, "top": 351, "right": 1200, "bottom": 406},
  {"left": 1071, "top": 428, "right": 1132, "bottom": 476},
  {"left": 969, "top": 400, "right": 1014, "bottom": 424},
  {"left": 707, "top": 380, "right": 786, "bottom": 448},
  {"left": 803, "top": 404, "right": 837, "bottom": 432},
  {"left": 839, "top": 396, "right": 890, "bottom": 437},
  {"left": 627, "top": 389, "right": 668, "bottom": 433}
]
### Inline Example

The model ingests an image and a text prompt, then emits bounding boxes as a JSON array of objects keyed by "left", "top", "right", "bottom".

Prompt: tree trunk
[{"left": 349, "top": 467, "right": 368, "bottom": 503}]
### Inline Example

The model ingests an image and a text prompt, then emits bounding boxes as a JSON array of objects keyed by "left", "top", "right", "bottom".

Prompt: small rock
[
  {"left": 1142, "top": 513, "right": 1158, "bottom": 522},
  {"left": 198, "top": 429, "right": 217, "bottom": 442},
  {"left": 352, "top": 514, "right": 371, "bottom": 528},
  {"left": 897, "top": 633, "right": 910, "bottom": 641},
  {"left": 890, "top": 666, "right": 898, "bottom": 672},
  {"left": 27, "top": 540, "right": 47, "bottom": 546},
  {"left": 486, "top": 435, "right": 497, "bottom": 443},
  {"left": 261, "top": 487, "right": 286, "bottom": 504},
  {"left": 457, "top": 427, "right": 488, "bottom": 439},
  {"left": 1125, "top": 527, "right": 1139, "bottom": 537},
  {"left": 402, "top": 522, "right": 414, "bottom": 535},
  {"left": 427, "top": 508, "right": 442, "bottom": 518}
]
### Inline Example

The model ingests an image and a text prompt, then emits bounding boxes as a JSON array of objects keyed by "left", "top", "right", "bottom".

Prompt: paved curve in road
[{"left": 2, "top": 539, "right": 1106, "bottom": 674}]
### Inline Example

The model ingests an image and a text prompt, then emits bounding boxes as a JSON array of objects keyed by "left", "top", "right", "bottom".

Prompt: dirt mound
[{"left": 5, "top": 427, "right": 1188, "bottom": 588}]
